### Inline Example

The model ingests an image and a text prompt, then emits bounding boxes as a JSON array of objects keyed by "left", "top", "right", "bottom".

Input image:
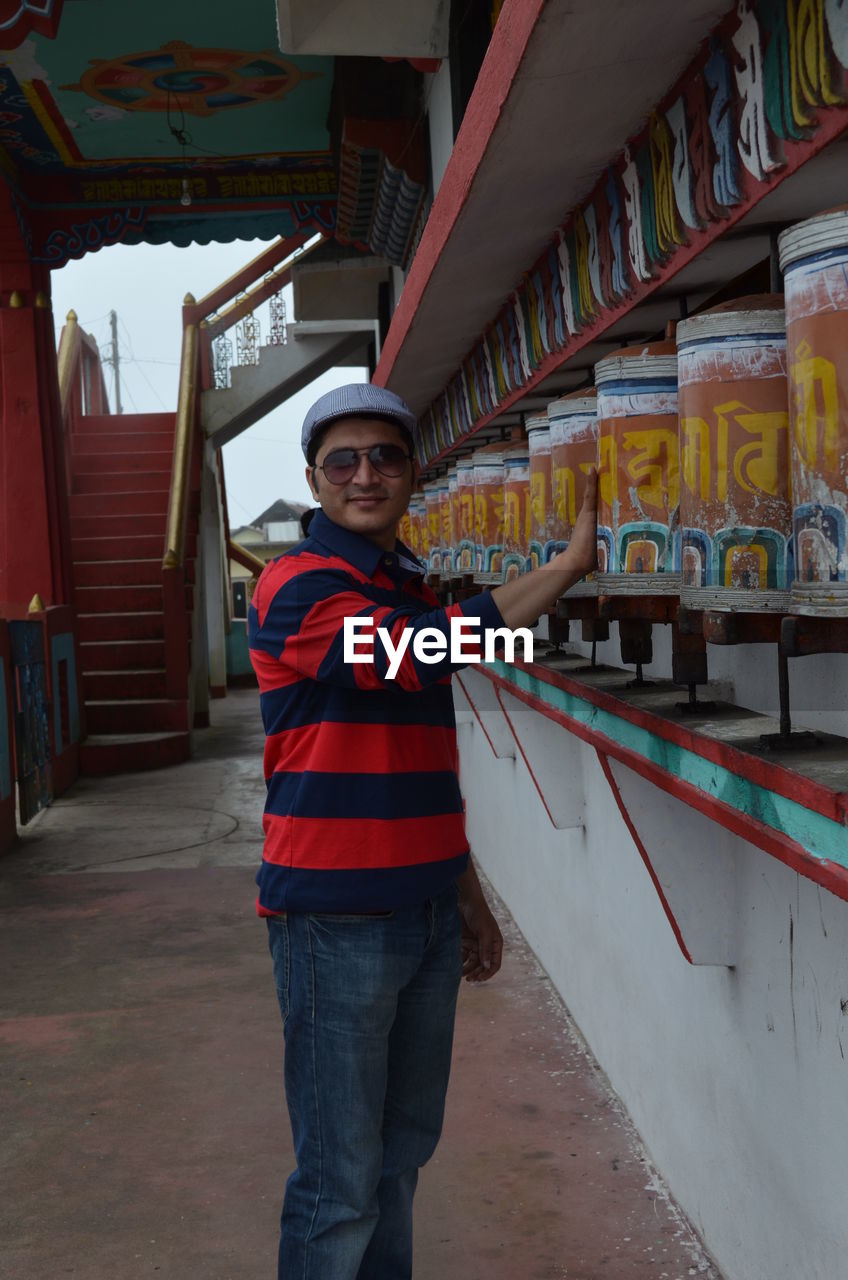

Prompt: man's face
[{"left": 306, "top": 417, "right": 415, "bottom": 548}]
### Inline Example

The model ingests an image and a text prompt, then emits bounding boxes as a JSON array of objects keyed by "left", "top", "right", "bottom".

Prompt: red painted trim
[
  {"left": 596, "top": 750, "right": 693, "bottom": 965},
  {"left": 492, "top": 681, "right": 557, "bottom": 827},
  {"left": 481, "top": 667, "right": 848, "bottom": 905},
  {"left": 454, "top": 671, "right": 501, "bottom": 760},
  {"left": 507, "top": 659, "right": 848, "bottom": 827},
  {"left": 374, "top": 0, "right": 547, "bottom": 386}
]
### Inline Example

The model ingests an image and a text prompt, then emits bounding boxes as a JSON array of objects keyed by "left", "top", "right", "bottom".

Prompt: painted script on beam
[{"left": 417, "top": 0, "right": 848, "bottom": 467}]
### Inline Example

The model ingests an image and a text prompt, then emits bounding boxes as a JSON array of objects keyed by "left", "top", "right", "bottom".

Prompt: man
[{"left": 249, "top": 382, "right": 597, "bottom": 1279}]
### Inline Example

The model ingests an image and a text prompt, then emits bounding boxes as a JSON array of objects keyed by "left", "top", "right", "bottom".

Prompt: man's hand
[
  {"left": 491, "top": 469, "right": 598, "bottom": 630},
  {"left": 560, "top": 468, "right": 598, "bottom": 578},
  {"left": 456, "top": 861, "right": 503, "bottom": 982}
]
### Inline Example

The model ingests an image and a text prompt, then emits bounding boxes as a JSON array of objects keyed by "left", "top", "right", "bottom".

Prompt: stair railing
[
  {"left": 160, "top": 231, "right": 326, "bottom": 708},
  {"left": 183, "top": 231, "right": 323, "bottom": 391}
]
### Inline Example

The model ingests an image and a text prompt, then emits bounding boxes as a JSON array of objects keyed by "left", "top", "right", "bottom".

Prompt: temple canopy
[{"left": 0, "top": 0, "right": 428, "bottom": 266}]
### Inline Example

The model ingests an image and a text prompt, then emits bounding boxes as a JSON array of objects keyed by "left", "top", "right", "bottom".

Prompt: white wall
[{"left": 457, "top": 684, "right": 848, "bottom": 1280}]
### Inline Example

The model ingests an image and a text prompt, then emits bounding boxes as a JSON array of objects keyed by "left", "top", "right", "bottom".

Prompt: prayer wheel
[
  {"left": 527, "top": 416, "right": 553, "bottom": 570},
  {"left": 676, "top": 296, "right": 791, "bottom": 611},
  {"left": 548, "top": 388, "right": 599, "bottom": 593},
  {"left": 455, "top": 457, "right": 476, "bottom": 574},
  {"left": 440, "top": 473, "right": 455, "bottom": 579},
  {"left": 472, "top": 443, "right": 505, "bottom": 583},
  {"left": 779, "top": 207, "right": 848, "bottom": 616},
  {"left": 408, "top": 492, "right": 427, "bottom": 565},
  {"left": 424, "top": 480, "right": 442, "bottom": 577},
  {"left": 596, "top": 341, "right": 680, "bottom": 595},
  {"left": 502, "top": 442, "right": 531, "bottom": 581},
  {"left": 398, "top": 507, "right": 412, "bottom": 549}
]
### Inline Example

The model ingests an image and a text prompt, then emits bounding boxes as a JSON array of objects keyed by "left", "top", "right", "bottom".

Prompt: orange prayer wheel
[
  {"left": 780, "top": 208, "right": 848, "bottom": 616},
  {"left": 676, "top": 296, "right": 791, "bottom": 611},
  {"left": 595, "top": 341, "right": 680, "bottom": 595},
  {"left": 455, "top": 458, "right": 476, "bottom": 574},
  {"left": 547, "top": 389, "right": 598, "bottom": 594},
  {"left": 446, "top": 465, "right": 460, "bottom": 580},
  {"left": 472, "top": 443, "right": 505, "bottom": 583},
  {"left": 502, "top": 442, "right": 531, "bottom": 581},
  {"left": 526, "top": 416, "right": 552, "bottom": 570},
  {"left": 424, "top": 481, "right": 442, "bottom": 577},
  {"left": 398, "top": 508, "right": 412, "bottom": 548},
  {"left": 438, "top": 476, "right": 453, "bottom": 578},
  {"left": 408, "top": 492, "right": 427, "bottom": 565}
]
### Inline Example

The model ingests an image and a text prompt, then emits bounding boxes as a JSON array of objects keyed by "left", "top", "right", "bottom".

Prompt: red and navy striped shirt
[{"left": 248, "top": 509, "right": 505, "bottom": 915}]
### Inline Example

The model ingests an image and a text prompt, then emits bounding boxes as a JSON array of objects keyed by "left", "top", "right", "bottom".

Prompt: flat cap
[{"left": 301, "top": 382, "right": 417, "bottom": 459}]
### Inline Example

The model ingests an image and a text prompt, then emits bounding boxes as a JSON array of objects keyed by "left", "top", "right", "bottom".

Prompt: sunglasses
[{"left": 317, "top": 444, "right": 413, "bottom": 486}]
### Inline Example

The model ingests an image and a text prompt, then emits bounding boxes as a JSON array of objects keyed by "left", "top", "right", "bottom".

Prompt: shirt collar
[{"left": 307, "top": 510, "right": 424, "bottom": 582}]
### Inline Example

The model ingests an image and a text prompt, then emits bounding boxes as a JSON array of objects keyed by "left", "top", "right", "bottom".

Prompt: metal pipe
[{"left": 777, "top": 647, "right": 792, "bottom": 738}]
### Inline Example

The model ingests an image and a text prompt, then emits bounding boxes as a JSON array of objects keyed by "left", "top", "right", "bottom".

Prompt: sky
[{"left": 50, "top": 238, "right": 367, "bottom": 529}]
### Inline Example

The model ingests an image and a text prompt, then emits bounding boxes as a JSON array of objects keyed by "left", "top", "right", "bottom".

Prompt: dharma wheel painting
[{"left": 63, "top": 42, "right": 318, "bottom": 116}]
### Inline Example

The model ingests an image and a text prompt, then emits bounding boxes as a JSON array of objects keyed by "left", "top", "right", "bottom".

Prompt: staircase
[{"left": 69, "top": 411, "right": 196, "bottom": 774}]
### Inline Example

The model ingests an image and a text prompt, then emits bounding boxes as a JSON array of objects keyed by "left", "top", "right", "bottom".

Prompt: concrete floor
[{"left": 0, "top": 689, "right": 721, "bottom": 1280}]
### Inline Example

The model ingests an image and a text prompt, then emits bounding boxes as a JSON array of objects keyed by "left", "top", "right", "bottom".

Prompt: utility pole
[{"left": 107, "top": 309, "right": 123, "bottom": 414}]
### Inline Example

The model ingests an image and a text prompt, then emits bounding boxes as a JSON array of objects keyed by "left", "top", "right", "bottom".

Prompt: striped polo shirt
[{"left": 248, "top": 509, "right": 505, "bottom": 915}]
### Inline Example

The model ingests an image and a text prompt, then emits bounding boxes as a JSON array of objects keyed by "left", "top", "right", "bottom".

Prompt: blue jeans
[{"left": 266, "top": 886, "right": 463, "bottom": 1280}]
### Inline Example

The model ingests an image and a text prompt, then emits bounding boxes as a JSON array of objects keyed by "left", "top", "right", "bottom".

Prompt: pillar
[{"left": 0, "top": 181, "right": 74, "bottom": 609}]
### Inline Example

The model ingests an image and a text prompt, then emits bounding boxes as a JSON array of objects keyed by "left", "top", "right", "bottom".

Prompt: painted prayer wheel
[
  {"left": 676, "top": 296, "right": 791, "bottom": 612},
  {"left": 398, "top": 507, "right": 412, "bottom": 549},
  {"left": 527, "top": 416, "right": 552, "bottom": 570},
  {"left": 424, "top": 481, "right": 442, "bottom": 576},
  {"left": 439, "top": 475, "right": 454, "bottom": 579},
  {"left": 780, "top": 208, "right": 848, "bottom": 616},
  {"left": 548, "top": 388, "right": 599, "bottom": 594},
  {"left": 595, "top": 341, "right": 680, "bottom": 595},
  {"left": 472, "top": 443, "right": 505, "bottom": 583},
  {"left": 502, "top": 442, "right": 531, "bottom": 581},
  {"left": 408, "top": 492, "right": 427, "bottom": 565},
  {"left": 455, "top": 457, "right": 476, "bottom": 574}
]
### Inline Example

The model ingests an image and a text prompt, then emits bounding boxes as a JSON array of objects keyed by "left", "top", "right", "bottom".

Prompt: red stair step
[
  {"left": 80, "top": 639, "right": 166, "bottom": 670},
  {"left": 80, "top": 731, "right": 190, "bottom": 775},
  {"left": 71, "top": 513, "right": 166, "bottom": 539},
  {"left": 72, "top": 471, "right": 171, "bottom": 495},
  {"left": 72, "top": 431, "right": 175, "bottom": 455},
  {"left": 83, "top": 669, "right": 168, "bottom": 700},
  {"left": 72, "top": 412, "right": 175, "bottom": 435},
  {"left": 76, "top": 585, "right": 163, "bottom": 613},
  {"left": 69, "top": 491, "right": 170, "bottom": 518},
  {"left": 73, "top": 559, "right": 161, "bottom": 587},
  {"left": 85, "top": 699, "right": 189, "bottom": 734},
  {"left": 72, "top": 534, "right": 166, "bottom": 560},
  {"left": 71, "top": 451, "right": 173, "bottom": 475},
  {"left": 78, "top": 612, "right": 164, "bottom": 643}
]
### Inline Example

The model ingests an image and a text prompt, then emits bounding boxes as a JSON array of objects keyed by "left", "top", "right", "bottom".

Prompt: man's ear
[{"left": 305, "top": 464, "right": 320, "bottom": 501}]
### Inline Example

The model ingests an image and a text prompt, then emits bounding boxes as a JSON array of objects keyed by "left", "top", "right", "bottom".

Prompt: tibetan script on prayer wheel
[
  {"left": 502, "top": 443, "right": 531, "bottom": 581},
  {"left": 676, "top": 296, "right": 791, "bottom": 612},
  {"left": 780, "top": 207, "right": 848, "bottom": 617},
  {"left": 472, "top": 444, "right": 505, "bottom": 583},
  {"left": 596, "top": 341, "right": 681, "bottom": 596},
  {"left": 548, "top": 389, "right": 599, "bottom": 596}
]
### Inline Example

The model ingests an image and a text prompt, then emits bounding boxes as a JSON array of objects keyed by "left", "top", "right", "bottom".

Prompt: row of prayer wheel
[{"left": 400, "top": 208, "right": 848, "bottom": 618}]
